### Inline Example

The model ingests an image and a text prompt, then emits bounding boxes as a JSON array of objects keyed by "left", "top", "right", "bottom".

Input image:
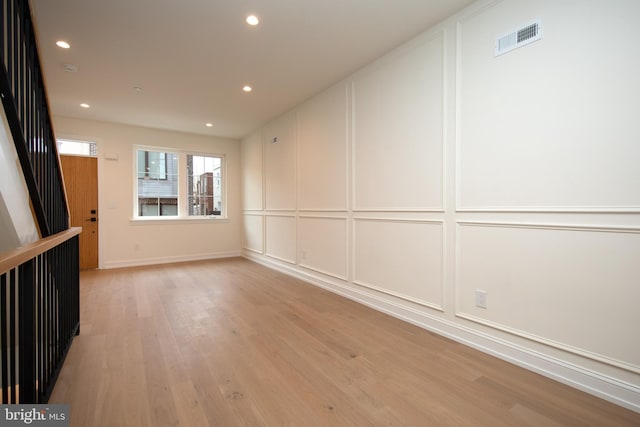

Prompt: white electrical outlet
[{"left": 475, "top": 290, "right": 488, "bottom": 309}]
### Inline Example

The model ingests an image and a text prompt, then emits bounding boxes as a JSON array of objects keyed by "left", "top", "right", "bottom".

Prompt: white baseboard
[
  {"left": 102, "top": 250, "right": 241, "bottom": 269},
  {"left": 243, "top": 251, "right": 640, "bottom": 413}
]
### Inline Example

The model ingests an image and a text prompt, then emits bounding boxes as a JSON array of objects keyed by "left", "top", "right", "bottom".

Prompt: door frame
[{"left": 58, "top": 136, "right": 102, "bottom": 269}]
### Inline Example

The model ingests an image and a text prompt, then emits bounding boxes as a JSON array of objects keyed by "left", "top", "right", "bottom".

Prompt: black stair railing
[
  {"left": 0, "top": 0, "right": 68, "bottom": 236},
  {"left": 1, "top": 228, "right": 81, "bottom": 404},
  {"left": 0, "top": 0, "right": 80, "bottom": 405}
]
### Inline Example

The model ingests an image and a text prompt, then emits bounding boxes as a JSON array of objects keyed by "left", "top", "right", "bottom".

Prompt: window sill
[{"left": 130, "top": 216, "right": 229, "bottom": 225}]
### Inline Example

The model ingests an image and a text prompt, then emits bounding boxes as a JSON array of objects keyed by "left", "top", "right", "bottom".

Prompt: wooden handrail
[{"left": 0, "top": 227, "right": 81, "bottom": 275}]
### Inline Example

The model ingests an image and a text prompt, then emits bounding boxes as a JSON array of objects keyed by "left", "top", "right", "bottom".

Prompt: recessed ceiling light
[
  {"left": 246, "top": 15, "right": 259, "bottom": 26},
  {"left": 133, "top": 86, "right": 142, "bottom": 92},
  {"left": 243, "top": 85, "right": 252, "bottom": 92},
  {"left": 205, "top": 123, "right": 213, "bottom": 127},
  {"left": 80, "top": 103, "right": 90, "bottom": 108},
  {"left": 63, "top": 63, "right": 77, "bottom": 73},
  {"left": 56, "top": 40, "right": 70, "bottom": 49}
]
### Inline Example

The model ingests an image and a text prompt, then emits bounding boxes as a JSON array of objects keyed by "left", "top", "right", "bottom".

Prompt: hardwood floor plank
[
  {"left": 139, "top": 317, "right": 181, "bottom": 427},
  {"left": 49, "top": 258, "right": 640, "bottom": 426}
]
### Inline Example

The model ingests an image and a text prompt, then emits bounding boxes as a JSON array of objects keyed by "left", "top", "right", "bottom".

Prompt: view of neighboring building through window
[
  {"left": 136, "top": 149, "right": 178, "bottom": 216},
  {"left": 187, "top": 155, "right": 222, "bottom": 216},
  {"left": 134, "top": 147, "right": 224, "bottom": 218},
  {"left": 138, "top": 150, "right": 167, "bottom": 180}
]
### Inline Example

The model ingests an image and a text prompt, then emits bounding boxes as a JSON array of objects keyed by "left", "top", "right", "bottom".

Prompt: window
[
  {"left": 57, "top": 139, "right": 97, "bottom": 157},
  {"left": 187, "top": 155, "right": 222, "bottom": 216},
  {"left": 134, "top": 147, "right": 224, "bottom": 219},
  {"left": 136, "top": 149, "right": 178, "bottom": 217}
]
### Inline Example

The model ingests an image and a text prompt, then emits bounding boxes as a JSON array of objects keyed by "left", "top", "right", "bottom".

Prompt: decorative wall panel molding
[
  {"left": 242, "top": 213, "right": 264, "bottom": 254},
  {"left": 241, "top": 130, "right": 263, "bottom": 211},
  {"left": 298, "top": 83, "right": 349, "bottom": 211},
  {"left": 264, "top": 113, "right": 296, "bottom": 211},
  {"left": 244, "top": 251, "right": 640, "bottom": 413},
  {"left": 353, "top": 218, "right": 444, "bottom": 310},
  {"left": 455, "top": 1, "right": 640, "bottom": 212},
  {"left": 265, "top": 214, "right": 296, "bottom": 264},
  {"left": 455, "top": 221, "right": 640, "bottom": 373},
  {"left": 352, "top": 31, "right": 445, "bottom": 212},
  {"left": 299, "top": 216, "right": 348, "bottom": 280}
]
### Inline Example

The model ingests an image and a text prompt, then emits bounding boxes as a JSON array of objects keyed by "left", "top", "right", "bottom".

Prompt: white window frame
[
  {"left": 132, "top": 145, "right": 226, "bottom": 221},
  {"left": 57, "top": 138, "right": 97, "bottom": 157}
]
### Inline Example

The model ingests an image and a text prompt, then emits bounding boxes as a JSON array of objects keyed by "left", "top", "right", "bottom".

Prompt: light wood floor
[{"left": 50, "top": 258, "right": 639, "bottom": 426}]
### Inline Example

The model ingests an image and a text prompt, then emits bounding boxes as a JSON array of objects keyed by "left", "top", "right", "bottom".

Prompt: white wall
[
  {"left": 241, "top": 0, "right": 640, "bottom": 412},
  {"left": 53, "top": 116, "right": 242, "bottom": 268},
  {"left": 0, "top": 107, "right": 39, "bottom": 252}
]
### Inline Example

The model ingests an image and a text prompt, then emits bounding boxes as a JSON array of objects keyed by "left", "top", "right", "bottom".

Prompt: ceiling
[{"left": 30, "top": 0, "right": 473, "bottom": 140}]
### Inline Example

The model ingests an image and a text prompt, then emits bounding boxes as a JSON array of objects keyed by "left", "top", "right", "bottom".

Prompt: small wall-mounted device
[{"left": 271, "top": 137, "right": 278, "bottom": 144}]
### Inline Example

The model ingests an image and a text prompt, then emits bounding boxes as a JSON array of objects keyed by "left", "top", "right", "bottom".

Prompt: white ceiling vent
[{"left": 495, "top": 19, "right": 542, "bottom": 56}]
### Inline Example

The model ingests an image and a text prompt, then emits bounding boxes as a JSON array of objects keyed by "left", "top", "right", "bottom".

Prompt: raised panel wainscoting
[{"left": 241, "top": 0, "right": 640, "bottom": 413}]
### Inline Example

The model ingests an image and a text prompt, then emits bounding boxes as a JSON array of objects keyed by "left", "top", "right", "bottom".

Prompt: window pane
[
  {"left": 187, "top": 154, "right": 222, "bottom": 216},
  {"left": 57, "top": 139, "right": 96, "bottom": 157},
  {"left": 137, "top": 149, "right": 178, "bottom": 217},
  {"left": 140, "top": 200, "right": 159, "bottom": 217},
  {"left": 148, "top": 152, "right": 166, "bottom": 179},
  {"left": 160, "top": 200, "right": 178, "bottom": 216},
  {"left": 137, "top": 149, "right": 171, "bottom": 180},
  {"left": 137, "top": 150, "right": 146, "bottom": 179}
]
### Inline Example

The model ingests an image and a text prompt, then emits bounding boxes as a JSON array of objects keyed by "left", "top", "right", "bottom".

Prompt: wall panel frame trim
[
  {"left": 455, "top": 220, "right": 640, "bottom": 374},
  {"left": 296, "top": 83, "right": 350, "bottom": 212},
  {"left": 456, "top": 220, "right": 640, "bottom": 234},
  {"left": 456, "top": 206, "right": 640, "bottom": 213},
  {"left": 353, "top": 217, "right": 445, "bottom": 311},
  {"left": 264, "top": 253, "right": 297, "bottom": 264},
  {"left": 350, "top": 280, "right": 444, "bottom": 312},
  {"left": 454, "top": 0, "right": 640, "bottom": 214},
  {"left": 300, "top": 264, "right": 348, "bottom": 282},
  {"left": 264, "top": 213, "right": 297, "bottom": 264},
  {"left": 456, "top": 311, "right": 640, "bottom": 375},
  {"left": 242, "top": 212, "right": 264, "bottom": 254},
  {"left": 299, "top": 214, "right": 349, "bottom": 220},
  {"left": 299, "top": 209, "right": 349, "bottom": 213},
  {"left": 351, "top": 29, "right": 447, "bottom": 213},
  {"left": 453, "top": 0, "right": 501, "bottom": 214},
  {"left": 243, "top": 247, "right": 263, "bottom": 255},
  {"left": 299, "top": 215, "right": 348, "bottom": 280},
  {"left": 353, "top": 208, "right": 446, "bottom": 213},
  {"left": 264, "top": 212, "right": 297, "bottom": 217}
]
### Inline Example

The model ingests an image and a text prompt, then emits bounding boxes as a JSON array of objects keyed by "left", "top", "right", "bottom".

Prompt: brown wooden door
[{"left": 60, "top": 155, "right": 98, "bottom": 269}]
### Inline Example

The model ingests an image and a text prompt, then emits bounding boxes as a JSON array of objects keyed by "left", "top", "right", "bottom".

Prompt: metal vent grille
[
  {"left": 517, "top": 23, "right": 539, "bottom": 43},
  {"left": 495, "top": 19, "right": 542, "bottom": 56}
]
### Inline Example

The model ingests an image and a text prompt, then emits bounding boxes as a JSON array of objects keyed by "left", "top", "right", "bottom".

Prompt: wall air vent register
[{"left": 495, "top": 19, "right": 543, "bottom": 56}]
